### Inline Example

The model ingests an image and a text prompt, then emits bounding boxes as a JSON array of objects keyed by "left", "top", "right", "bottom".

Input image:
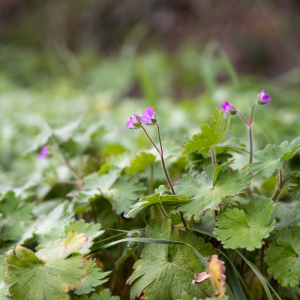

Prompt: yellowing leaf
[
  {"left": 192, "top": 255, "right": 226, "bottom": 298},
  {"left": 5, "top": 232, "right": 88, "bottom": 300}
]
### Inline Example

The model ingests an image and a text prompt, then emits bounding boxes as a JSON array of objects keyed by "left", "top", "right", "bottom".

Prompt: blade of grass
[
  {"left": 236, "top": 249, "right": 282, "bottom": 300},
  {"left": 91, "top": 237, "right": 209, "bottom": 267}
]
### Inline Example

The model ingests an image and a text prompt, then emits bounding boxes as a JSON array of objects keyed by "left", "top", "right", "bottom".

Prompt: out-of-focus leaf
[
  {"left": 126, "top": 152, "right": 156, "bottom": 174},
  {"left": 0, "top": 191, "right": 34, "bottom": 242}
]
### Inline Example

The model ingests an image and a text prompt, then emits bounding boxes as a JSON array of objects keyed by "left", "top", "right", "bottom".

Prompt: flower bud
[{"left": 256, "top": 90, "right": 272, "bottom": 105}]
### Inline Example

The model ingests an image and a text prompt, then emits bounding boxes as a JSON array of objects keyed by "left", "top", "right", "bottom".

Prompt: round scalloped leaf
[
  {"left": 127, "top": 218, "right": 216, "bottom": 299},
  {"left": 175, "top": 165, "right": 252, "bottom": 220},
  {"left": 5, "top": 232, "right": 87, "bottom": 300},
  {"left": 266, "top": 228, "right": 300, "bottom": 287},
  {"left": 213, "top": 196, "right": 276, "bottom": 250}
]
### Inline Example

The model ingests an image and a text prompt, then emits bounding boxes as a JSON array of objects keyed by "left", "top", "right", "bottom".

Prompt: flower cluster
[{"left": 125, "top": 107, "right": 157, "bottom": 130}]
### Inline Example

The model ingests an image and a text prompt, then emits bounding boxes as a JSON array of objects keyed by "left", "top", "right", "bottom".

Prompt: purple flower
[
  {"left": 257, "top": 90, "right": 271, "bottom": 104},
  {"left": 220, "top": 101, "right": 234, "bottom": 113},
  {"left": 125, "top": 111, "right": 140, "bottom": 129},
  {"left": 140, "top": 107, "right": 156, "bottom": 125},
  {"left": 39, "top": 146, "right": 50, "bottom": 159}
]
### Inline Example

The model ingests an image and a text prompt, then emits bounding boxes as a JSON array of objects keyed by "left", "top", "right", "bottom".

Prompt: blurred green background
[{"left": 0, "top": 0, "right": 300, "bottom": 185}]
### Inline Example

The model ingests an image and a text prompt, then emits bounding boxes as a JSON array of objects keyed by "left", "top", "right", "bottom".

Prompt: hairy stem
[
  {"left": 211, "top": 147, "right": 217, "bottom": 165},
  {"left": 249, "top": 126, "right": 253, "bottom": 165},
  {"left": 141, "top": 126, "right": 160, "bottom": 153},
  {"left": 237, "top": 112, "right": 248, "bottom": 125},
  {"left": 272, "top": 166, "right": 285, "bottom": 202}
]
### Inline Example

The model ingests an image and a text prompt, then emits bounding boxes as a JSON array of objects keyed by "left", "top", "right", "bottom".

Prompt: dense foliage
[{"left": 1, "top": 48, "right": 300, "bottom": 299}]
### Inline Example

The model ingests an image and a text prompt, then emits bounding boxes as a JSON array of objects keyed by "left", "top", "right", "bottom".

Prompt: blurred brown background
[{"left": 1, "top": 0, "right": 300, "bottom": 78}]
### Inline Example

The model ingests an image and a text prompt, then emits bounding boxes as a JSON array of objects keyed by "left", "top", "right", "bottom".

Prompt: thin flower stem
[
  {"left": 272, "top": 163, "right": 286, "bottom": 202},
  {"left": 210, "top": 147, "right": 217, "bottom": 165},
  {"left": 250, "top": 103, "right": 257, "bottom": 124},
  {"left": 237, "top": 112, "right": 249, "bottom": 125},
  {"left": 156, "top": 124, "right": 176, "bottom": 195},
  {"left": 52, "top": 135, "right": 83, "bottom": 189},
  {"left": 249, "top": 126, "right": 253, "bottom": 165},
  {"left": 141, "top": 126, "right": 160, "bottom": 153},
  {"left": 156, "top": 124, "right": 188, "bottom": 228},
  {"left": 53, "top": 155, "right": 83, "bottom": 188}
]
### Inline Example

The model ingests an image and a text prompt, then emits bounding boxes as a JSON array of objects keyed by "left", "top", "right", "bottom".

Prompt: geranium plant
[{"left": 1, "top": 89, "right": 300, "bottom": 300}]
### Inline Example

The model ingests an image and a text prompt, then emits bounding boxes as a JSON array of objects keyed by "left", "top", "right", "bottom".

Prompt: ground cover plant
[{"left": 1, "top": 47, "right": 300, "bottom": 300}]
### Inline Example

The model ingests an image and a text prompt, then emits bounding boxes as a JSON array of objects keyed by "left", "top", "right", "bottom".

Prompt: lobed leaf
[
  {"left": 5, "top": 232, "right": 88, "bottom": 300},
  {"left": 266, "top": 228, "right": 300, "bottom": 287},
  {"left": 126, "top": 152, "right": 156, "bottom": 174},
  {"left": 183, "top": 108, "right": 230, "bottom": 154},
  {"left": 175, "top": 165, "right": 252, "bottom": 220},
  {"left": 127, "top": 218, "right": 216, "bottom": 300},
  {"left": 37, "top": 219, "right": 104, "bottom": 255},
  {"left": 214, "top": 195, "right": 276, "bottom": 250},
  {"left": 74, "top": 259, "right": 111, "bottom": 295},
  {"left": 248, "top": 136, "right": 300, "bottom": 178}
]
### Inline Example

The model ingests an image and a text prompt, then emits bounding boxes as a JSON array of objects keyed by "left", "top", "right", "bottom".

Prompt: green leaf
[
  {"left": 214, "top": 138, "right": 247, "bottom": 155},
  {"left": 5, "top": 232, "right": 88, "bottom": 300},
  {"left": 175, "top": 165, "right": 252, "bottom": 220},
  {"left": 37, "top": 219, "right": 104, "bottom": 255},
  {"left": 74, "top": 259, "right": 111, "bottom": 295},
  {"left": 127, "top": 218, "right": 215, "bottom": 299},
  {"left": 69, "top": 169, "right": 145, "bottom": 214},
  {"left": 288, "top": 171, "right": 300, "bottom": 196},
  {"left": 248, "top": 136, "right": 300, "bottom": 178},
  {"left": 69, "top": 169, "right": 121, "bottom": 203},
  {"left": 125, "top": 185, "right": 192, "bottom": 218},
  {"left": 0, "top": 256, "right": 10, "bottom": 299},
  {"left": 214, "top": 195, "right": 276, "bottom": 250},
  {"left": 0, "top": 191, "right": 34, "bottom": 242},
  {"left": 35, "top": 201, "right": 75, "bottom": 236},
  {"left": 183, "top": 108, "right": 230, "bottom": 154},
  {"left": 126, "top": 152, "right": 156, "bottom": 174},
  {"left": 72, "top": 289, "right": 120, "bottom": 300},
  {"left": 266, "top": 228, "right": 300, "bottom": 287},
  {"left": 273, "top": 202, "right": 300, "bottom": 230},
  {"left": 101, "top": 176, "right": 146, "bottom": 215}
]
